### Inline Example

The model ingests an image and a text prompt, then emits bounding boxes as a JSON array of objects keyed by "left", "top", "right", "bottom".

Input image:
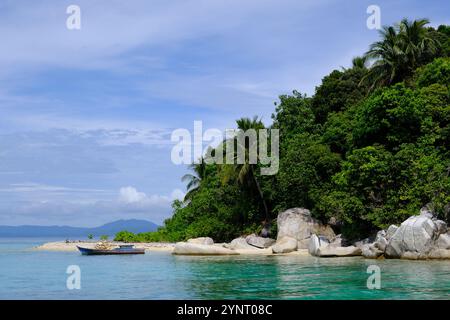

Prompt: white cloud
[
  {"left": 119, "top": 186, "right": 147, "bottom": 203},
  {"left": 170, "top": 189, "right": 185, "bottom": 201},
  {"left": 119, "top": 186, "right": 184, "bottom": 205}
]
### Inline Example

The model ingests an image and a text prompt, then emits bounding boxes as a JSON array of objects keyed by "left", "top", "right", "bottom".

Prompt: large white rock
[
  {"left": 308, "top": 234, "right": 330, "bottom": 256},
  {"left": 277, "top": 208, "right": 335, "bottom": 249},
  {"left": 316, "top": 245, "right": 362, "bottom": 257},
  {"left": 385, "top": 208, "right": 448, "bottom": 259},
  {"left": 187, "top": 237, "right": 214, "bottom": 245},
  {"left": 272, "top": 237, "right": 298, "bottom": 254},
  {"left": 173, "top": 242, "right": 238, "bottom": 255},
  {"left": 437, "top": 233, "right": 450, "bottom": 249},
  {"left": 246, "top": 234, "right": 275, "bottom": 248}
]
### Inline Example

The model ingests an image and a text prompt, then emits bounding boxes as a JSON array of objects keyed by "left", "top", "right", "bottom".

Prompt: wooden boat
[{"left": 77, "top": 244, "right": 145, "bottom": 255}]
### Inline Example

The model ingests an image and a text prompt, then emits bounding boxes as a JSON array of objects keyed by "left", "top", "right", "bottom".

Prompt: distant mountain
[{"left": 0, "top": 219, "right": 159, "bottom": 238}]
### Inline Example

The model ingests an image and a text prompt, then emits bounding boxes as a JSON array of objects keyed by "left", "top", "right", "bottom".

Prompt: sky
[{"left": 0, "top": 0, "right": 448, "bottom": 227}]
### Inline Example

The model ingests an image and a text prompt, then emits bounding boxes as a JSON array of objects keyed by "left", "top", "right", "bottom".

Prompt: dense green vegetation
[{"left": 115, "top": 19, "right": 450, "bottom": 243}]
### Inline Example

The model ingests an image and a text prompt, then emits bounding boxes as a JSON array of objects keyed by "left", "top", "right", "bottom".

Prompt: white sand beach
[
  {"left": 34, "top": 241, "right": 175, "bottom": 252},
  {"left": 34, "top": 240, "right": 311, "bottom": 256}
]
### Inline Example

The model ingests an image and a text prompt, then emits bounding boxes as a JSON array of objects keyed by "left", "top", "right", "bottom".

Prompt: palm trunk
[{"left": 250, "top": 166, "right": 269, "bottom": 222}]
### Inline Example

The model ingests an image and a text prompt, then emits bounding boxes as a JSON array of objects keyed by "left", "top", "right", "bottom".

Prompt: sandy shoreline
[
  {"left": 34, "top": 241, "right": 175, "bottom": 252},
  {"left": 33, "top": 240, "right": 310, "bottom": 256}
]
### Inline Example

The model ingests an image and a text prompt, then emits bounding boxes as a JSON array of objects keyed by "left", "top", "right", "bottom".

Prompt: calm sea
[{"left": 0, "top": 238, "right": 448, "bottom": 299}]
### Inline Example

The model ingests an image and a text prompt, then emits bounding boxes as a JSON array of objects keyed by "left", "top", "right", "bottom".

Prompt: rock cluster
[
  {"left": 362, "top": 208, "right": 450, "bottom": 260},
  {"left": 172, "top": 207, "right": 449, "bottom": 259}
]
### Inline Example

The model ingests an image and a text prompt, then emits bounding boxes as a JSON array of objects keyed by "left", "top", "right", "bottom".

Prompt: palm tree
[
  {"left": 351, "top": 56, "right": 368, "bottom": 69},
  {"left": 363, "top": 18, "right": 440, "bottom": 90},
  {"left": 182, "top": 159, "right": 207, "bottom": 201},
  {"left": 398, "top": 18, "right": 439, "bottom": 69},
  {"left": 225, "top": 116, "right": 271, "bottom": 226},
  {"left": 364, "top": 25, "right": 405, "bottom": 89}
]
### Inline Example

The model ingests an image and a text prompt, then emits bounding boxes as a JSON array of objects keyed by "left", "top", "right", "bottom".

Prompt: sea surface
[{"left": 0, "top": 238, "right": 449, "bottom": 299}]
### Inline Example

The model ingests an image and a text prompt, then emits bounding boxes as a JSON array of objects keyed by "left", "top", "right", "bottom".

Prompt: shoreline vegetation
[{"left": 113, "top": 18, "right": 450, "bottom": 249}]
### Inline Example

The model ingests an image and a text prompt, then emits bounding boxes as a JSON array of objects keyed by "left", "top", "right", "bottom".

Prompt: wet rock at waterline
[
  {"left": 272, "top": 237, "right": 298, "bottom": 254},
  {"left": 384, "top": 208, "right": 448, "bottom": 259},
  {"left": 359, "top": 208, "right": 450, "bottom": 260},
  {"left": 315, "top": 245, "right": 362, "bottom": 257}
]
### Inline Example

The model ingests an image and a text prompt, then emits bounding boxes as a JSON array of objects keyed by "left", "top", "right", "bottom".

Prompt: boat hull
[{"left": 77, "top": 246, "right": 145, "bottom": 255}]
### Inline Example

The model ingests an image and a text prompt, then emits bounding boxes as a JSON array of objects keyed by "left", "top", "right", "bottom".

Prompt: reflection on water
[{"left": 0, "top": 239, "right": 449, "bottom": 299}]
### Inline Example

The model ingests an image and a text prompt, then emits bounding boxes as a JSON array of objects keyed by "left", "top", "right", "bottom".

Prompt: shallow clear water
[{"left": 0, "top": 238, "right": 449, "bottom": 299}]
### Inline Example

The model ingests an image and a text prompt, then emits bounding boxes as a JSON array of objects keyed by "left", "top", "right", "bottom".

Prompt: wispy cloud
[{"left": 0, "top": 183, "right": 109, "bottom": 194}]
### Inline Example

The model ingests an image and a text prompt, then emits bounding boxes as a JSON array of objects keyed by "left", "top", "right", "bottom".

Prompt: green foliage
[
  {"left": 321, "top": 109, "right": 355, "bottom": 154},
  {"left": 158, "top": 170, "right": 261, "bottom": 242},
  {"left": 87, "top": 234, "right": 93, "bottom": 240},
  {"left": 275, "top": 133, "right": 341, "bottom": 216},
  {"left": 311, "top": 68, "right": 368, "bottom": 123},
  {"left": 100, "top": 235, "right": 109, "bottom": 241},
  {"left": 352, "top": 83, "right": 426, "bottom": 148},
  {"left": 415, "top": 57, "right": 450, "bottom": 88},
  {"left": 272, "top": 91, "right": 316, "bottom": 136},
  {"left": 436, "top": 25, "right": 450, "bottom": 57},
  {"left": 114, "top": 231, "right": 136, "bottom": 242},
  {"left": 114, "top": 230, "right": 171, "bottom": 242}
]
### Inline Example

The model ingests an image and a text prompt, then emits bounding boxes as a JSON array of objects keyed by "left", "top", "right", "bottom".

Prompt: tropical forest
[{"left": 115, "top": 18, "right": 450, "bottom": 243}]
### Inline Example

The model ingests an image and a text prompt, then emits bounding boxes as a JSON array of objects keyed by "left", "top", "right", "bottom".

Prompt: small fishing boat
[{"left": 77, "top": 244, "right": 145, "bottom": 255}]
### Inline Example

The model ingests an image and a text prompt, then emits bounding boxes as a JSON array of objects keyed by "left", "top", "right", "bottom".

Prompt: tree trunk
[{"left": 250, "top": 166, "right": 269, "bottom": 223}]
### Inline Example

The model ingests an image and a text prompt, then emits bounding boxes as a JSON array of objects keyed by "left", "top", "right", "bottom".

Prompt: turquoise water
[{"left": 0, "top": 238, "right": 449, "bottom": 299}]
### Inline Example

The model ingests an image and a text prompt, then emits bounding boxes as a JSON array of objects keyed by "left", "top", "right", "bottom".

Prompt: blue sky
[{"left": 0, "top": 0, "right": 448, "bottom": 226}]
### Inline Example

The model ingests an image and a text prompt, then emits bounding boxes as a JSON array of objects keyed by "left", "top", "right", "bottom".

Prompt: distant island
[{"left": 0, "top": 219, "right": 159, "bottom": 238}]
